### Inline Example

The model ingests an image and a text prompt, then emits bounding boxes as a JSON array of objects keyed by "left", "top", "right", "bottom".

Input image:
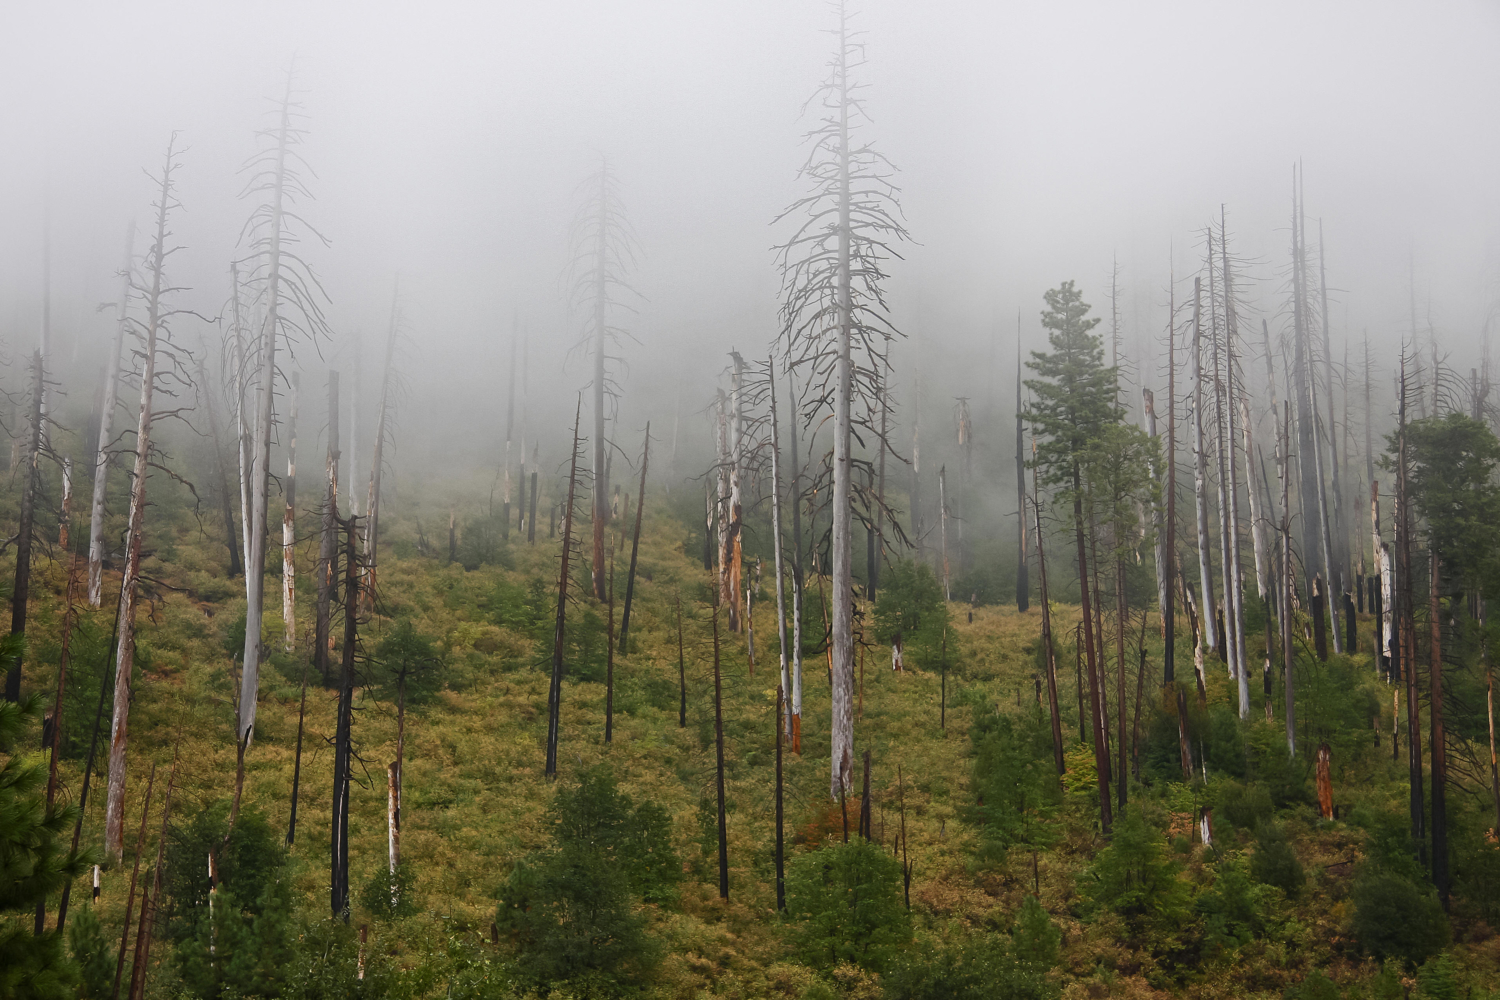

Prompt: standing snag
[
  {"left": 775, "top": 1, "right": 908, "bottom": 797},
  {"left": 88, "top": 222, "right": 136, "bottom": 607}
]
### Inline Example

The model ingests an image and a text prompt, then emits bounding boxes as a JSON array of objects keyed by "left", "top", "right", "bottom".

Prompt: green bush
[
  {"left": 1011, "top": 894, "right": 1061, "bottom": 970},
  {"left": 872, "top": 561, "right": 949, "bottom": 671},
  {"left": 963, "top": 704, "right": 1060, "bottom": 861},
  {"left": 495, "top": 765, "right": 677, "bottom": 988},
  {"left": 1195, "top": 857, "right": 1284, "bottom": 960},
  {"left": 1082, "top": 806, "right": 1190, "bottom": 938},
  {"left": 783, "top": 838, "right": 910, "bottom": 973},
  {"left": 359, "top": 861, "right": 419, "bottom": 920},
  {"left": 884, "top": 935, "right": 1057, "bottom": 1000},
  {"left": 65, "top": 905, "right": 114, "bottom": 998},
  {"left": 1350, "top": 871, "right": 1449, "bottom": 966},
  {"left": 1287, "top": 970, "right": 1341, "bottom": 1000},
  {"left": 1416, "top": 953, "right": 1461, "bottom": 1000},
  {"left": 1249, "top": 823, "right": 1304, "bottom": 897}
]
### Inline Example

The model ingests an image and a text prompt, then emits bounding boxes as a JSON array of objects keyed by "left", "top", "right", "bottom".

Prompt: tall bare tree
[
  {"left": 237, "top": 74, "right": 330, "bottom": 749},
  {"left": 104, "top": 138, "right": 193, "bottom": 860},
  {"left": 774, "top": 1, "right": 908, "bottom": 796},
  {"left": 570, "top": 162, "right": 637, "bottom": 601}
]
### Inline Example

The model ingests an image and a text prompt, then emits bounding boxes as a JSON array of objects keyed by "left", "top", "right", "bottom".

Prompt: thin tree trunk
[
  {"left": 1210, "top": 235, "right": 1236, "bottom": 672},
  {"left": 1221, "top": 225, "right": 1251, "bottom": 710},
  {"left": 1281, "top": 402, "right": 1297, "bottom": 756},
  {"left": 1116, "top": 555, "right": 1127, "bottom": 811},
  {"left": 1318, "top": 221, "right": 1347, "bottom": 599},
  {"left": 1291, "top": 169, "right": 1326, "bottom": 609},
  {"left": 1032, "top": 441, "right": 1064, "bottom": 777},
  {"left": 112, "top": 763, "right": 155, "bottom": 1000},
  {"left": 605, "top": 542, "right": 615, "bottom": 742},
  {"left": 729, "top": 354, "right": 745, "bottom": 632},
  {"left": 331, "top": 513, "right": 359, "bottom": 920},
  {"left": 1016, "top": 343, "right": 1029, "bottom": 611},
  {"left": 874, "top": 373, "right": 887, "bottom": 599},
  {"left": 127, "top": 763, "right": 175, "bottom": 1000},
  {"left": 591, "top": 170, "right": 610, "bottom": 601},
  {"left": 716, "top": 392, "right": 732, "bottom": 614},
  {"left": 770, "top": 364, "right": 792, "bottom": 738},
  {"left": 546, "top": 398, "right": 583, "bottom": 779},
  {"left": 1074, "top": 466, "right": 1112, "bottom": 834},
  {"left": 5, "top": 354, "right": 42, "bottom": 703},
  {"left": 788, "top": 372, "right": 805, "bottom": 753},
  {"left": 1165, "top": 279, "right": 1177, "bottom": 684},
  {"left": 939, "top": 466, "right": 950, "bottom": 601},
  {"left": 1191, "top": 278, "right": 1218, "bottom": 654},
  {"left": 88, "top": 222, "right": 134, "bottom": 607},
  {"left": 104, "top": 149, "right": 176, "bottom": 859},
  {"left": 1397, "top": 360, "right": 1425, "bottom": 851},
  {"left": 1145, "top": 389, "right": 1169, "bottom": 632},
  {"left": 618, "top": 424, "right": 649, "bottom": 651},
  {"left": 529, "top": 470, "right": 538, "bottom": 545},
  {"left": 1485, "top": 640, "right": 1499, "bottom": 837},
  {"left": 315, "top": 372, "right": 340, "bottom": 685},
  {"left": 283, "top": 373, "right": 298, "bottom": 651},
  {"left": 197, "top": 352, "right": 242, "bottom": 580},
  {"left": 241, "top": 88, "right": 298, "bottom": 748},
  {"left": 287, "top": 655, "right": 309, "bottom": 846},
  {"left": 364, "top": 292, "right": 399, "bottom": 610}
]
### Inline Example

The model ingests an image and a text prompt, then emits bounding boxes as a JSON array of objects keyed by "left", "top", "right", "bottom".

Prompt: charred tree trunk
[
  {"left": 363, "top": 294, "right": 398, "bottom": 610},
  {"left": 605, "top": 543, "right": 615, "bottom": 742},
  {"left": 1165, "top": 285, "right": 1178, "bottom": 684},
  {"left": 1429, "top": 546, "right": 1449, "bottom": 907},
  {"left": 126, "top": 763, "right": 175, "bottom": 1000},
  {"left": 1032, "top": 445, "right": 1064, "bottom": 777},
  {"left": 775, "top": 683, "right": 785, "bottom": 910},
  {"left": 1280, "top": 402, "right": 1297, "bottom": 756},
  {"left": 1074, "top": 467, "right": 1112, "bottom": 834},
  {"left": 197, "top": 352, "right": 242, "bottom": 580},
  {"left": 676, "top": 595, "right": 687, "bottom": 728},
  {"left": 618, "top": 425, "right": 649, "bottom": 652},
  {"left": 1396, "top": 361, "right": 1424, "bottom": 853},
  {"left": 331, "top": 513, "right": 360, "bottom": 920},
  {"left": 1016, "top": 346, "right": 1029, "bottom": 611},
  {"left": 315, "top": 372, "right": 340, "bottom": 685},
  {"left": 112, "top": 763, "right": 155, "bottom": 1000},
  {"left": 287, "top": 656, "right": 309, "bottom": 846},
  {"left": 546, "top": 399, "right": 583, "bottom": 779}
]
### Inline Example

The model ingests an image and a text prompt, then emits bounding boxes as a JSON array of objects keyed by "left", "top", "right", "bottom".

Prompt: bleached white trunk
[
  {"left": 87, "top": 223, "right": 133, "bottom": 608},
  {"left": 1144, "top": 390, "right": 1169, "bottom": 631},
  {"left": 239, "top": 96, "right": 293, "bottom": 747},
  {"left": 282, "top": 374, "right": 298, "bottom": 653},
  {"left": 1191, "top": 280, "right": 1217, "bottom": 651},
  {"left": 770, "top": 362, "right": 791, "bottom": 737},
  {"left": 829, "top": 21, "right": 855, "bottom": 799},
  {"left": 1240, "top": 398, "right": 1269, "bottom": 600},
  {"left": 728, "top": 354, "right": 744, "bottom": 632},
  {"left": 939, "top": 466, "right": 950, "bottom": 602},
  {"left": 232, "top": 264, "right": 253, "bottom": 586}
]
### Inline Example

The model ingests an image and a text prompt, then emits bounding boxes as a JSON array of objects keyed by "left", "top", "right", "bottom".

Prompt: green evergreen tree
[
  {"left": 64, "top": 905, "right": 114, "bottom": 999},
  {"left": 783, "top": 838, "right": 910, "bottom": 973},
  {"left": 0, "top": 692, "right": 94, "bottom": 1000},
  {"left": 872, "top": 560, "right": 948, "bottom": 670},
  {"left": 1011, "top": 894, "right": 1061, "bottom": 971},
  {"left": 1082, "top": 806, "right": 1190, "bottom": 937}
]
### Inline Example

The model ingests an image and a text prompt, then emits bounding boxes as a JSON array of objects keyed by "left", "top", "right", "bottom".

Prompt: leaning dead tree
[
  {"left": 568, "top": 160, "right": 638, "bottom": 602},
  {"left": 87, "top": 222, "right": 136, "bottom": 607},
  {"left": 104, "top": 138, "right": 195, "bottom": 860},
  {"left": 237, "top": 74, "right": 330, "bottom": 749},
  {"left": 774, "top": 0, "right": 908, "bottom": 797}
]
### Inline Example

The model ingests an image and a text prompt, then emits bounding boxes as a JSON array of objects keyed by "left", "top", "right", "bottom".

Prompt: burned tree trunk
[
  {"left": 197, "top": 352, "right": 243, "bottom": 581},
  {"left": 1430, "top": 546, "right": 1449, "bottom": 907},
  {"left": 545, "top": 398, "right": 583, "bottom": 779},
  {"left": 364, "top": 293, "right": 399, "bottom": 609},
  {"left": 770, "top": 364, "right": 792, "bottom": 739},
  {"left": 331, "top": 512, "right": 360, "bottom": 921},
  {"left": 112, "top": 762, "right": 155, "bottom": 1000},
  {"left": 1074, "top": 468, "right": 1112, "bottom": 834},
  {"left": 775, "top": 683, "right": 785, "bottom": 910},
  {"left": 104, "top": 145, "right": 180, "bottom": 860},
  {"left": 286, "top": 656, "right": 309, "bottom": 847},
  {"left": 1280, "top": 402, "right": 1297, "bottom": 756},
  {"left": 1032, "top": 445, "right": 1064, "bottom": 777},
  {"left": 605, "top": 543, "right": 615, "bottom": 743},
  {"left": 618, "top": 424, "right": 649, "bottom": 652},
  {"left": 127, "top": 762, "right": 176, "bottom": 1000},
  {"left": 315, "top": 372, "right": 340, "bottom": 685},
  {"left": 676, "top": 595, "right": 687, "bottom": 728},
  {"left": 787, "top": 373, "right": 805, "bottom": 753},
  {"left": 728, "top": 353, "right": 745, "bottom": 632}
]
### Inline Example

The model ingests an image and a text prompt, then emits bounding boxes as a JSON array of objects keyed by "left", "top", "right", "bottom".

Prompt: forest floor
[{"left": 16, "top": 480, "right": 1500, "bottom": 999}]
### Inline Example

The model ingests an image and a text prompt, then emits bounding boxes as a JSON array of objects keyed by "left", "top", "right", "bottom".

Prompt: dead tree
[
  {"left": 283, "top": 372, "right": 298, "bottom": 652},
  {"left": 1190, "top": 277, "right": 1218, "bottom": 655},
  {"left": 238, "top": 74, "right": 331, "bottom": 750},
  {"left": 104, "top": 141, "right": 192, "bottom": 860},
  {"left": 4, "top": 353, "right": 43, "bottom": 703},
  {"left": 939, "top": 466, "right": 951, "bottom": 601},
  {"left": 545, "top": 398, "right": 584, "bottom": 779},
  {"left": 774, "top": 0, "right": 908, "bottom": 797},
  {"left": 331, "top": 513, "right": 360, "bottom": 921},
  {"left": 787, "top": 370, "right": 805, "bottom": 752},
  {"left": 617, "top": 424, "right": 649, "bottom": 651},
  {"left": 363, "top": 287, "right": 399, "bottom": 608},
  {"left": 1032, "top": 441, "right": 1064, "bottom": 777},
  {"left": 1164, "top": 274, "right": 1177, "bottom": 685},
  {"left": 1016, "top": 343, "right": 1029, "bottom": 611},
  {"left": 88, "top": 222, "right": 136, "bottom": 607},
  {"left": 315, "top": 372, "right": 340, "bottom": 684},
  {"left": 676, "top": 595, "right": 687, "bottom": 728},
  {"left": 1290, "top": 167, "right": 1327, "bottom": 622},
  {"left": 1279, "top": 402, "right": 1296, "bottom": 755},
  {"left": 775, "top": 683, "right": 785, "bottom": 910},
  {"left": 728, "top": 353, "right": 745, "bottom": 631},
  {"left": 605, "top": 542, "right": 616, "bottom": 742},
  {"left": 126, "top": 760, "right": 176, "bottom": 1000},
  {"left": 1429, "top": 544, "right": 1450, "bottom": 907},
  {"left": 569, "top": 162, "right": 637, "bottom": 602},
  {"left": 287, "top": 655, "right": 310, "bottom": 847},
  {"left": 112, "top": 762, "right": 155, "bottom": 1000},
  {"left": 770, "top": 362, "right": 792, "bottom": 738}
]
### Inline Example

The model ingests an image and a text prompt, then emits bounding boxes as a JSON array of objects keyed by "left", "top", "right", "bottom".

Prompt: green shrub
[
  {"left": 783, "top": 838, "right": 910, "bottom": 973},
  {"left": 1350, "top": 871, "right": 1449, "bottom": 966},
  {"left": 495, "top": 766, "right": 677, "bottom": 988},
  {"left": 1012, "top": 894, "right": 1061, "bottom": 971},
  {"left": 884, "top": 935, "right": 1057, "bottom": 1000},
  {"left": 963, "top": 705, "right": 1060, "bottom": 861},
  {"left": 358, "top": 861, "right": 419, "bottom": 920},
  {"left": 65, "top": 905, "right": 114, "bottom": 998},
  {"left": 1249, "top": 823, "right": 1304, "bottom": 897},
  {"left": 1216, "top": 781, "right": 1274, "bottom": 831},
  {"left": 1195, "top": 857, "right": 1283, "bottom": 960},
  {"left": 872, "top": 561, "right": 949, "bottom": 671},
  {"left": 1082, "top": 806, "right": 1190, "bottom": 937},
  {"left": 1416, "top": 953, "right": 1461, "bottom": 1000},
  {"left": 1288, "top": 970, "right": 1341, "bottom": 1000}
]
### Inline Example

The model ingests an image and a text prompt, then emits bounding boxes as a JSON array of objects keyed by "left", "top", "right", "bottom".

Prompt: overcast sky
[{"left": 2, "top": 0, "right": 1497, "bottom": 471}]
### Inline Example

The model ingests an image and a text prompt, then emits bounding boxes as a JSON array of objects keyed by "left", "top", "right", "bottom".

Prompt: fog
[{"left": 3, "top": 0, "right": 1498, "bottom": 499}]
